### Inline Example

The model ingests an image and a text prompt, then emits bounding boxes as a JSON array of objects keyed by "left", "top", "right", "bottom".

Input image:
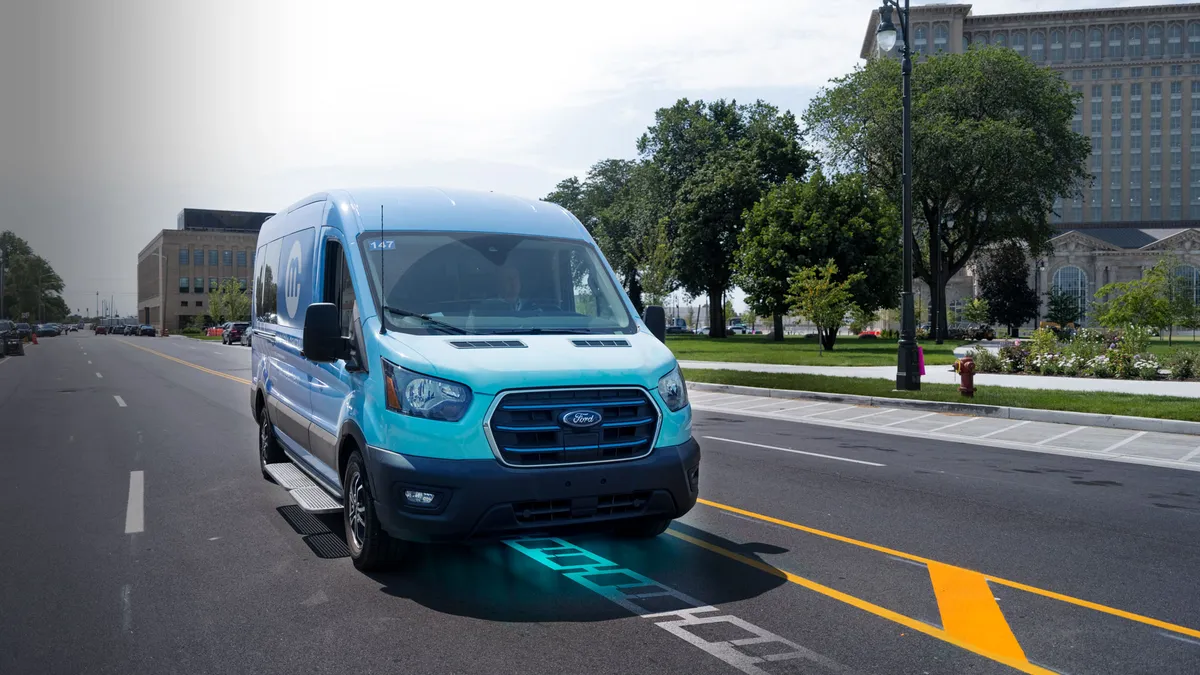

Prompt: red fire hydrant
[
  {"left": 30, "top": 332, "right": 37, "bottom": 345},
  {"left": 954, "top": 356, "right": 975, "bottom": 398}
]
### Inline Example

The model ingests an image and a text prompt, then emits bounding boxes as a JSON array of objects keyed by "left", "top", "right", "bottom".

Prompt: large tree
[
  {"left": 736, "top": 169, "right": 899, "bottom": 341},
  {"left": 804, "top": 47, "right": 1090, "bottom": 341},
  {"left": 788, "top": 260, "right": 865, "bottom": 351},
  {"left": 1, "top": 231, "right": 65, "bottom": 321},
  {"left": 977, "top": 242, "right": 1039, "bottom": 337},
  {"left": 638, "top": 98, "right": 812, "bottom": 337}
]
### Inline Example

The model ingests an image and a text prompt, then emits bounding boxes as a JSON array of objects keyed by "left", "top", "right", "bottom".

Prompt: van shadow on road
[{"left": 275, "top": 505, "right": 788, "bottom": 623}]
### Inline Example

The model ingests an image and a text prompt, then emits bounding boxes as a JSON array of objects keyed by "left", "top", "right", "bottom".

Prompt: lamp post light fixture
[{"left": 877, "top": 0, "right": 920, "bottom": 390}]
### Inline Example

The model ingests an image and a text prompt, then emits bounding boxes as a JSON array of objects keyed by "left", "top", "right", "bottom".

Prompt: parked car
[
  {"left": 14, "top": 323, "right": 32, "bottom": 340},
  {"left": 124, "top": 325, "right": 137, "bottom": 336},
  {"left": 94, "top": 325, "right": 107, "bottom": 335},
  {"left": 223, "top": 322, "right": 249, "bottom": 345},
  {"left": 139, "top": 325, "right": 156, "bottom": 337},
  {"left": 0, "top": 320, "right": 24, "bottom": 355},
  {"left": 35, "top": 324, "right": 58, "bottom": 337},
  {"left": 694, "top": 326, "right": 710, "bottom": 335},
  {"left": 249, "top": 187, "right": 698, "bottom": 572},
  {"left": 239, "top": 327, "right": 252, "bottom": 346},
  {"left": 727, "top": 324, "right": 749, "bottom": 335}
]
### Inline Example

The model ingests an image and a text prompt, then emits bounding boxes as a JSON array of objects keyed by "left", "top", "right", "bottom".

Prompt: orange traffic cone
[{"left": 31, "top": 333, "right": 37, "bottom": 345}]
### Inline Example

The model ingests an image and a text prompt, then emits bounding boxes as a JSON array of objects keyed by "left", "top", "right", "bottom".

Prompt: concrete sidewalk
[{"left": 678, "top": 359, "right": 1200, "bottom": 398}]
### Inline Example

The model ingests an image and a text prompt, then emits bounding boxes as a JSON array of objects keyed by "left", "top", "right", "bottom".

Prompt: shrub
[
  {"left": 1133, "top": 353, "right": 1161, "bottom": 380},
  {"left": 879, "top": 328, "right": 899, "bottom": 340},
  {"left": 968, "top": 347, "right": 1003, "bottom": 373},
  {"left": 1059, "top": 353, "right": 1086, "bottom": 377},
  {"left": 858, "top": 333, "right": 879, "bottom": 340},
  {"left": 1168, "top": 349, "right": 1199, "bottom": 380},
  {"left": 1026, "top": 328, "right": 1059, "bottom": 373},
  {"left": 1035, "top": 352, "right": 1063, "bottom": 375},
  {"left": 998, "top": 341, "right": 1028, "bottom": 373},
  {"left": 1087, "top": 354, "right": 1114, "bottom": 378}
]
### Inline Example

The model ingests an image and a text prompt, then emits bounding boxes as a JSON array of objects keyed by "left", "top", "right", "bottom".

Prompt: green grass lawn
[
  {"left": 184, "top": 334, "right": 224, "bottom": 341},
  {"left": 682, "top": 368, "right": 1200, "bottom": 422},
  {"left": 667, "top": 334, "right": 971, "bottom": 366}
]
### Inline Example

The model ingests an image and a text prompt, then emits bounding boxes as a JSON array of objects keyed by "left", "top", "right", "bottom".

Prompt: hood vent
[
  {"left": 571, "top": 339, "right": 631, "bottom": 348},
  {"left": 448, "top": 340, "right": 527, "bottom": 349}
]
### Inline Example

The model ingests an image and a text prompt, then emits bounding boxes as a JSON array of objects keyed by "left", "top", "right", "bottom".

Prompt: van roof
[{"left": 270, "top": 187, "right": 589, "bottom": 241}]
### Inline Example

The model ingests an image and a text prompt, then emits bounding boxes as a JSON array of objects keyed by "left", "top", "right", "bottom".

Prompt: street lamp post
[
  {"left": 876, "top": 0, "right": 920, "bottom": 390},
  {"left": 1034, "top": 259, "right": 1046, "bottom": 332}
]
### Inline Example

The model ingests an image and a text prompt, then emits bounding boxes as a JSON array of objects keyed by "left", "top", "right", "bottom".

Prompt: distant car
[
  {"left": 14, "top": 323, "right": 32, "bottom": 340},
  {"left": 239, "top": 328, "right": 252, "bottom": 347},
  {"left": 94, "top": 325, "right": 108, "bottom": 335},
  {"left": 727, "top": 324, "right": 749, "bottom": 335},
  {"left": 35, "top": 324, "right": 58, "bottom": 337},
  {"left": 0, "top": 320, "right": 24, "bottom": 355},
  {"left": 139, "top": 325, "right": 156, "bottom": 337},
  {"left": 222, "top": 322, "right": 249, "bottom": 345},
  {"left": 125, "top": 325, "right": 137, "bottom": 336},
  {"left": 694, "top": 326, "right": 710, "bottom": 335}
]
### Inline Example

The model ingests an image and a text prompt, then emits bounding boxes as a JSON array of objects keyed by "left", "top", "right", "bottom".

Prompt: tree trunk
[
  {"left": 937, "top": 275, "right": 950, "bottom": 341},
  {"left": 928, "top": 218, "right": 942, "bottom": 344},
  {"left": 625, "top": 268, "right": 644, "bottom": 317},
  {"left": 708, "top": 290, "right": 725, "bottom": 338},
  {"left": 1008, "top": 324, "right": 1018, "bottom": 338},
  {"left": 820, "top": 326, "right": 838, "bottom": 351},
  {"left": 773, "top": 313, "right": 784, "bottom": 342}
]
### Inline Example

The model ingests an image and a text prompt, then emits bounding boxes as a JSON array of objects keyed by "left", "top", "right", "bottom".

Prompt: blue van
[{"left": 249, "top": 187, "right": 700, "bottom": 570}]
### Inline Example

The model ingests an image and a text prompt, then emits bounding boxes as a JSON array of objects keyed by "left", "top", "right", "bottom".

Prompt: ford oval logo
[{"left": 561, "top": 409, "right": 602, "bottom": 428}]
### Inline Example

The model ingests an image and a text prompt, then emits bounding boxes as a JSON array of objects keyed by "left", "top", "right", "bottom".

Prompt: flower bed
[{"left": 966, "top": 327, "right": 1198, "bottom": 381}]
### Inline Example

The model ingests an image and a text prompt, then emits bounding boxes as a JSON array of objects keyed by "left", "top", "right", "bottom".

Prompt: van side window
[
  {"left": 323, "top": 240, "right": 355, "bottom": 338},
  {"left": 256, "top": 239, "right": 281, "bottom": 324}
]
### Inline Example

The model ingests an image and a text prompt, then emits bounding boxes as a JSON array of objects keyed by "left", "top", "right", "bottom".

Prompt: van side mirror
[
  {"left": 303, "top": 303, "right": 345, "bottom": 362},
  {"left": 642, "top": 305, "right": 666, "bottom": 343}
]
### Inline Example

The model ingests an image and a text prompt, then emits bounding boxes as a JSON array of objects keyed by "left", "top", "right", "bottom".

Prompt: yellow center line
[
  {"left": 117, "top": 339, "right": 252, "bottom": 385},
  {"left": 666, "top": 530, "right": 1055, "bottom": 675},
  {"left": 696, "top": 498, "right": 1200, "bottom": 641}
]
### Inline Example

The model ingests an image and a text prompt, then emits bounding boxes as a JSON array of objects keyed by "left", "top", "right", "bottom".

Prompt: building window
[
  {"left": 914, "top": 26, "right": 927, "bottom": 55},
  {"left": 1051, "top": 29, "right": 1064, "bottom": 62},
  {"left": 223, "top": 250, "right": 232, "bottom": 266},
  {"left": 1092, "top": 118, "right": 1102, "bottom": 134},
  {"left": 194, "top": 250, "right": 203, "bottom": 266},
  {"left": 963, "top": 34, "right": 970, "bottom": 52},
  {"left": 179, "top": 277, "right": 189, "bottom": 293},
  {"left": 1152, "top": 117, "right": 1162, "bottom": 132},
  {"left": 195, "top": 301, "right": 203, "bottom": 308},
  {"left": 1173, "top": 149, "right": 1183, "bottom": 166},
  {"left": 1088, "top": 27, "right": 1102, "bottom": 59},
  {"left": 1031, "top": 31, "right": 1045, "bottom": 61},
  {"left": 994, "top": 33, "right": 1006, "bottom": 48},
  {"left": 934, "top": 24, "right": 948, "bottom": 52},
  {"left": 1131, "top": 135, "right": 1142, "bottom": 151},
  {"left": 1069, "top": 28, "right": 1084, "bottom": 60},
  {"left": 209, "top": 249, "right": 218, "bottom": 266},
  {"left": 1131, "top": 187, "right": 1142, "bottom": 205},
  {"left": 1111, "top": 68, "right": 1122, "bottom": 79},
  {"left": 1172, "top": 169, "right": 1183, "bottom": 185},
  {"left": 1108, "top": 26, "right": 1123, "bottom": 58},
  {"left": 1073, "top": 120, "right": 1083, "bottom": 133},
  {"left": 181, "top": 301, "right": 188, "bottom": 307},
  {"left": 1052, "top": 266, "right": 1089, "bottom": 322},
  {"left": 1172, "top": 64, "right": 1184, "bottom": 77},
  {"left": 1152, "top": 66, "right": 1163, "bottom": 77},
  {"left": 1177, "top": 265, "right": 1200, "bottom": 305},
  {"left": 1091, "top": 68, "right": 1101, "bottom": 80},
  {"left": 1190, "top": 22, "right": 1200, "bottom": 56},
  {"left": 239, "top": 278, "right": 248, "bottom": 291},
  {"left": 1071, "top": 69, "right": 1083, "bottom": 81},
  {"left": 179, "top": 248, "right": 189, "bottom": 265},
  {"left": 1169, "top": 23, "right": 1183, "bottom": 57},
  {"left": 1172, "top": 81, "right": 1183, "bottom": 97},
  {"left": 209, "top": 277, "right": 218, "bottom": 292},
  {"left": 194, "top": 277, "right": 203, "bottom": 293},
  {"left": 237, "top": 251, "right": 247, "bottom": 267},
  {"left": 1131, "top": 67, "right": 1143, "bottom": 79},
  {"left": 1129, "top": 27, "right": 1143, "bottom": 58},
  {"left": 1149, "top": 24, "right": 1164, "bottom": 58},
  {"left": 1132, "top": 117, "right": 1142, "bottom": 133}
]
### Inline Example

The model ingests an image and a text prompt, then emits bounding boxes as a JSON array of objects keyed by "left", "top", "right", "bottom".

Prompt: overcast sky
[{"left": 0, "top": 0, "right": 1186, "bottom": 316}]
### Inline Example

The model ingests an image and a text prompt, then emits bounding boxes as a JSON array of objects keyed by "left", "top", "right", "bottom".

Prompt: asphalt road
[{"left": 2, "top": 333, "right": 1200, "bottom": 675}]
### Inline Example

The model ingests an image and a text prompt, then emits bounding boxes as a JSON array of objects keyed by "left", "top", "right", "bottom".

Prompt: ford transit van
[{"left": 249, "top": 188, "right": 700, "bottom": 570}]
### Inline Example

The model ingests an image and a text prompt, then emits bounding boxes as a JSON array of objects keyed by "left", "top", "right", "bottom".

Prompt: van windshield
[{"left": 357, "top": 232, "right": 635, "bottom": 335}]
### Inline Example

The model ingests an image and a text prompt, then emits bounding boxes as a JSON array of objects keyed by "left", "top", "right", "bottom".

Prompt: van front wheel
[
  {"left": 344, "top": 451, "right": 406, "bottom": 571},
  {"left": 614, "top": 516, "right": 672, "bottom": 538}
]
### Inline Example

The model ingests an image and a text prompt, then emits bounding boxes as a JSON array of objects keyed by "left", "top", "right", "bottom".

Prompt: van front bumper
[{"left": 366, "top": 438, "right": 700, "bottom": 543}]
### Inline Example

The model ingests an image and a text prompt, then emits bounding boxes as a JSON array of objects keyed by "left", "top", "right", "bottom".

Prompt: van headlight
[
  {"left": 382, "top": 360, "right": 472, "bottom": 422},
  {"left": 657, "top": 366, "right": 689, "bottom": 412}
]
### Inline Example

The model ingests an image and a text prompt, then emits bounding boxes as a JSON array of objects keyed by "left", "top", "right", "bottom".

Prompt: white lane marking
[
  {"left": 120, "top": 584, "right": 132, "bottom": 633},
  {"left": 927, "top": 416, "right": 978, "bottom": 433},
  {"left": 1161, "top": 631, "right": 1200, "bottom": 647},
  {"left": 1180, "top": 445, "right": 1200, "bottom": 463},
  {"left": 737, "top": 399, "right": 799, "bottom": 411},
  {"left": 802, "top": 405, "right": 855, "bottom": 418},
  {"left": 1100, "top": 430, "right": 1147, "bottom": 453},
  {"left": 703, "top": 436, "right": 886, "bottom": 467},
  {"left": 977, "top": 420, "right": 1031, "bottom": 439},
  {"left": 879, "top": 411, "right": 938, "bottom": 427},
  {"left": 124, "top": 471, "right": 144, "bottom": 534},
  {"left": 775, "top": 401, "right": 830, "bottom": 414},
  {"left": 837, "top": 408, "right": 897, "bottom": 423},
  {"left": 87, "top": 360, "right": 92, "bottom": 364},
  {"left": 114, "top": 395, "right": 127, "bottom": 407},
  {"left": 95, "top": 372, "right": 103, "bottom": 379},
  {"left": 1034, "top": 426, "right": 1085, "bottom": 446}
]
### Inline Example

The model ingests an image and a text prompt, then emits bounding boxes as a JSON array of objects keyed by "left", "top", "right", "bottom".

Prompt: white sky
[{"left": 0, "top": 0, "right": 1183, "bottom": 316}]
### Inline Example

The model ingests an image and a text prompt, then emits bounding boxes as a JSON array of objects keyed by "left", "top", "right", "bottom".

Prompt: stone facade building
[
  {"left": 137, "top": 209, "right": 273, "bottom": 332},
  {"left": 862, "top": 3, "right": 1200, "bottom": 325}
]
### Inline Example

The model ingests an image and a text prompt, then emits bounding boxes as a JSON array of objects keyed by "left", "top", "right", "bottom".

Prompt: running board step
[
  {"left": 289, "top": 486, "right": 342, "bottom": 513},
  {"left": 264, "top": 463, "right": 316, "bottom": 490}
]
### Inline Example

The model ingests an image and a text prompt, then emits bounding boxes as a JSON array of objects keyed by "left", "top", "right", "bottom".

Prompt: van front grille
[
  {"left": 511, "top": 492, "right": 653, "bottom": 524},
  {"left": 487, "top": 388, "right": 659, "bottom": 467}
]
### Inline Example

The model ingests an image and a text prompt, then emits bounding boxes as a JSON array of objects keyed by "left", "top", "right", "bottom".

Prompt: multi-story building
[
  {"left": 137, "top": 209, "right": 274, "bottom": 332},
  {"left": 862, "top": 3, "right": 1200, "bottom": 325}
]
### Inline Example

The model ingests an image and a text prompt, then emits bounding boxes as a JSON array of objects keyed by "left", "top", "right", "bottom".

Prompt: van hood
[{"left": 378, "top": 331, "right": 678, "bottom": 395}]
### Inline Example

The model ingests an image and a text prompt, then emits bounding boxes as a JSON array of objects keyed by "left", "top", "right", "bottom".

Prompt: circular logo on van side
[
  {"left": 284, "top": 240, "right": 302, "bottom": 319},
  {"left": 560, "top": 409, "right": 602, "bottom": 429}
]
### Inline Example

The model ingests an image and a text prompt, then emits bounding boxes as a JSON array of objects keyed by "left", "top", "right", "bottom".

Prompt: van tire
[
  {"left": 614, "top": 516, "right": 672, "bottom": 538},
  {"left": 258, "top": 407, "right": 285, "bottom": 479},
  {"left": 344, "top": 451, "right": 406, "bottom": 571}
]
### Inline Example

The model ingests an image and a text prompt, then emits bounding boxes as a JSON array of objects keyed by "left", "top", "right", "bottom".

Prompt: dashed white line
[
  {"left": 737, "top": 399, "right": 799, "bottom": 411},
  {"left": 703, "top": 436, "right": 886, "bottom": 467},
  {"left": 927, "top": 416, "right": 979, "bottom": 433},
  {"left": 1180, "top": 445, "right": 1200, "bottom": 463},
  {"left": 120, "top": 584, "right": 132, "bottom": 633},
  {"left": 87, "top": 360, "right": 92, "bottom": 365},
  {"left": 837, "top": 408, "right": 897, "bottom": 423},
  {"left": 879, "top": 411, "right": 938, "bottom": 427},
  {"left": 1100, "top": 431, "right": 1147, "bottom": 453},
  {"left": 774, "top": 401, "right": 830, "bottom": 414},
  {"left": 114, "top": 395, "right": 127, "bottom": 407},
  {"left": 977, "top": 420, "right": 1031, "bottom": 439},
  {"left": 95, "top": 372, "right": 103, "bottom": 379},
  {"left": 1034, "top": 426, "right": 1085, "bottom": 446},
  {"left": 124, "top": 471, "right": 144, "bottom": 533}
]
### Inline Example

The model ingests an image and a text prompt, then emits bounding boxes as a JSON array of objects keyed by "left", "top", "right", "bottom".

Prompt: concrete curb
[{"left": 687, "top": 381, "right": 1200, "bottom": 436}]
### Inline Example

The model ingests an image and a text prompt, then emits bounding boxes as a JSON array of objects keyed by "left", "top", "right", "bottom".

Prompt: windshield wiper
[
  {"left": 484, "top": 327, "right": 596, "bottom": 335},
  {"left": 382, "top": 306, "right": 468, "bottom": 335}
]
